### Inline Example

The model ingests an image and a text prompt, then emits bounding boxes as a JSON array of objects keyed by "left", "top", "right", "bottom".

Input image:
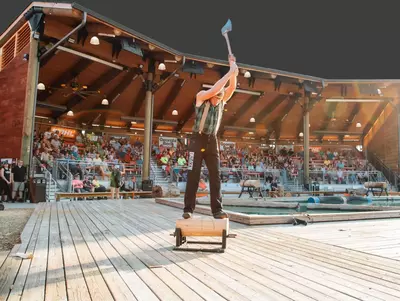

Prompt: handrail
[
  {"left": 43, "top": 168, "right": 57, "bottom": 202},
  {"left": 367, "top": 152, "right": 397, "bottom": 187}
]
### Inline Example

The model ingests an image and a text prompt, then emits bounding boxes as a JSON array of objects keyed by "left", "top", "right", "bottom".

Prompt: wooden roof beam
[
  {"left": 54, "top": 67, "right": 122, "bottom": 118},
  {"left": 237, "top": 94, "right": 287, "bottom": 138},
  {"left": 362, "top": 102, "right": 388, "bottom": 137},
  {"left": 106, "top": 68, "right": 140, "bottom": 109},
  {"left": 125, "top": 84, "right": 147, "bottom": 128},
  {"left": 338, "top": 103, "right": 361, "bottom": 141},
  {"left": 175, "top": 100, "right": 195, "bottom": 132},
  {"left": 153, "top": 78, "right": 185, "bottom": 130},
  {"left": 268, "top": 95, "right": 299, "bottom": 139},
  {"left": 317, "top": 102, "right": 339, "bottom": 142},
  {"left": 296, "top": 97, "right": 319, "bottom": 142},
  {"left": 38, "top": 58, "right": 94, "bottom": 102},
  {"left": 219, "top": 93, "right": 261, "bottom": 135}
]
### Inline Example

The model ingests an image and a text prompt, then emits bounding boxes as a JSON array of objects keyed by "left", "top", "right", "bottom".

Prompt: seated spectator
[{"left": 72, "top": 175, "right": 84, "bottom": 193}]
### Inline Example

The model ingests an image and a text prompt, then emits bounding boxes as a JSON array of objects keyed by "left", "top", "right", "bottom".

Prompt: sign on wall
[
  {"left": 50, "top": 126, "right": 77, "bottom": 138},
  {"left": 159, "top": 137, "right": 177, "bottom": 148},
  {"left": 220, "top": 141, "right": 236, "bottom": 150}
]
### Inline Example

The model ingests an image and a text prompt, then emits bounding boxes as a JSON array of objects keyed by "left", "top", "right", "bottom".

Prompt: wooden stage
[{"left": 1, "top": 200, "right": 400, "bottom": 300}]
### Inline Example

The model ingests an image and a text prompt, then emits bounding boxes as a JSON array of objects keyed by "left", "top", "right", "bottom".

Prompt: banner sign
[
  {"left": 50, "top": 126, "right": 77, "bottom": 138},
  {"left": 220, "top": 141, "right": 236, "bottom": 150},
  {"left": 159, "top": 137, "right": 177, "bottom": 148}
]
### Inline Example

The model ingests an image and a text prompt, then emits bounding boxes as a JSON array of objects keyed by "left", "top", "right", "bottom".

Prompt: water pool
[{"left": 224, "top": 205, "right": 344, "bottom": 215}]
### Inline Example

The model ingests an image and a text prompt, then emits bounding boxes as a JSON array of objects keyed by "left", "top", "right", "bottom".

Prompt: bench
[{"left": 55, "top": 191, "right": 152, "bottom": 201}]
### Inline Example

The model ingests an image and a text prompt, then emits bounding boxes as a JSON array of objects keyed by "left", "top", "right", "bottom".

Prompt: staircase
[{"left": 150, "top": 157, "right": 170, "bottom": 186}]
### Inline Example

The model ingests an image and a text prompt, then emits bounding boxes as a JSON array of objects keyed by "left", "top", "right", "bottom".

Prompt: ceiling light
[
  {"left": 250, "top": 117, "right": 255, "bottom": 123},
  {"left": 37, "top": 83, "right": 45, "bottom": 90},
  {"left": 172, "top": 110, "right": 178, "bottom": 116},
  {"left": 67, "top": 110, "right": 74, "bottom": 117},
  {"left": 270, "top": 74, "right": 277, "bottom": 79},
  {"left": 158, "top": 63, "right": 166, "bottom": 71},
  {"left": 299, "top": 132, "right": 304, "bottom": 137},
  {"left": 244, "top": 71, "right": 251, "bottom": 78},
  {"left": 101, "top": 98, "right": 109, "bottom": 105},
  {"left": 81, "top": 130, "right": 85, "bottom": 135},
  {"left": 326, "top": 98, "right": 385, "bottom": 103},
  {"left": 356, "top": 122, "right": 362, "bottom": 128},
  {"left": 207, "top": 63, "right": 215, "bottom": 68},
  {"left": 90, "top": 36, "right": 100, "bottom": 45},
  {"left": 148, "top": 44, "right": 155, "bottom": 50},
  {"left": 131, "top": 121, "right": 137, "bottom": 124},
  {"left": 249, "top": 132, "right": 254, "bottom": 135}
]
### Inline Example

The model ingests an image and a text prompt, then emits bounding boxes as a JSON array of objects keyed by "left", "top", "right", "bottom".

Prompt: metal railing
[
  {"left": 169, "top": 165, "right": 281, "bottom": 185},
  {"left": 54, "top": 159, "right": 142, "bottom": 179},
  {"left": 43, "top": 168, "right": 57, "bottom": 202},
  {"left": 367, "top": 152, "right": 398, "bottom": 188},
  {"left": 307, "top": 170, "right": 385, "bottom": 185}
]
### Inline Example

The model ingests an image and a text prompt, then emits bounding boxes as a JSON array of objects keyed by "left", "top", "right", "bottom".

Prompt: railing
[
  {"left": 367, "top": 152, "right": 397, "bottom": 188},
  {"left": 307, "top": 170, "right": 385, "bottom": 185},
  {"left": 54, "top": 159, "right": 142, "bottom": 180},
  {"left": 170, "top": 165, "right": 281, "bottom": 185},
  {"left": 43, "top": 168, "right": 57, "bottom": 202}
]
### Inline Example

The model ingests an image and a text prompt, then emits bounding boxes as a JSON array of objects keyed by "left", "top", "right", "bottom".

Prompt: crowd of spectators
[
  {"left": 33, "top": 128, "right": 143, "bottom": 190},
  {"left": 153, "top": 142, "right": 377, "bottom": 186}
]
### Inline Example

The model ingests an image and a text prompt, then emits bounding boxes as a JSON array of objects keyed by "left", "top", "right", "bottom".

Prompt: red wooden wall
[{"left": 0, "top": 43, "right": 30, "bottom": 159}]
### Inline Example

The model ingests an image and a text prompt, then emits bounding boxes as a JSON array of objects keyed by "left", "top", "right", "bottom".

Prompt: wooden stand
[{"left": 173, "top": 217, "right": 235, "bottom": 253}]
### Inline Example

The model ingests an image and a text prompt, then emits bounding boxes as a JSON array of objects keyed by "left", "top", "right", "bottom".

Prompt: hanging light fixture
[
  {"left": 67, "top": 110, "right": 74, "bottom": 117},
  {"left": 37, "top": 83, "right": 45, "bottom": 90},
  {"left": 250, "top": 117, "right": 255, "bottom": 123},
  {"left": 101, "top": 98, "right": 109, "bottom": 105},
  {"left": 244, "top": 71, "right": 251, "bottom": 78},
  {"left": 299, "top": 132, "right": 304, "bottom": 137},
  {"left": 356, "top": 122, "right": 362, "bottom": 128},
  {"left": 90, "top": 36, "right": 100, "bottom": 45},
  {"left": 158, "top": 62, "right": 166, "bottom": 71},
  {"left": 172, "top": 109, "right": 178, "bottom": 116}
]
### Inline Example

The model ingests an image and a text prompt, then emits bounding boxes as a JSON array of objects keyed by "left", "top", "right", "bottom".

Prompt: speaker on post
[{"left": 142, "top": 179, "right": 153, "bottom": 191}]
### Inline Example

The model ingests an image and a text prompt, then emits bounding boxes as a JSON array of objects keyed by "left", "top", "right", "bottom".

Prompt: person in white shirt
[{"left": 337, "top": 169, "right": 344, "bottom": 184}]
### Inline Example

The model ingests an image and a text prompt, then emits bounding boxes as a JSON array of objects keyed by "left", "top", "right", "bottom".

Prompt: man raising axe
[{"left": 182, "top": 55, "right": 239, "bottom": 219}]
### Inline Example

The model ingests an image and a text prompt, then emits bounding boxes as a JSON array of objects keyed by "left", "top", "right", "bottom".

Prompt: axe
[{"left": 221, "top": 19, "right": 233, "bottom": 56}]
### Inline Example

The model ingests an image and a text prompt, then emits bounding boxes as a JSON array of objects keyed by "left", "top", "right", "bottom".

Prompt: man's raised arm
[{"left": 196, "top": 59, "right": 238, "bottom": 104}]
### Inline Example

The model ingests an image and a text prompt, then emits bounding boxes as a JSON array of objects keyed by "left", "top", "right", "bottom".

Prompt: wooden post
[
  {"left": 142, "top": 60, "right": 155, "bottom": 181},
  {"left": 303, "top": 96, "right": 310, "bottom": 188},
  {"left": 21, "top": 33, "right": 39, "bottom": 173}
]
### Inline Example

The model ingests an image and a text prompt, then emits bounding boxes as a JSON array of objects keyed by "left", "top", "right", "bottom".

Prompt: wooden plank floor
[
  {"left": 1, "top": 200, "right": 400, "bottom": 300},
  {"left": 272, "top": 218, "right": 400, "bottom": 260}
]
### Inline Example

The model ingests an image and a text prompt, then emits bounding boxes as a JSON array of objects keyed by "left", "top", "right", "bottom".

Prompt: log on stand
[{"left": 172, "top": 216, "right": 236, "bottom": 253}]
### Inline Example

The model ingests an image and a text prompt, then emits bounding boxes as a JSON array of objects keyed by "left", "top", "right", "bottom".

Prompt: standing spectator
[
  {"left": 11, "top": 160, "right": 26, "bottom": 202},
  {"left": 110, "top": 165, "right": 122, "bottom": 199},
  {"left": 0, "top": 162, "right": 12, "bottom": 202}
]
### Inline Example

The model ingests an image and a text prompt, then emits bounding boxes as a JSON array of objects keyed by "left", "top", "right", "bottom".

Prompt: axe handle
[{"left": 223, "top": 33, "right": 233, "bottom": 56}]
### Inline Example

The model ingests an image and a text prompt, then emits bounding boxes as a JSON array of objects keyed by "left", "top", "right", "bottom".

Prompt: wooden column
[
  {"left": 396, "top": 103, "right": 400, "bottom": 169},
  {"left": 303, "top": 96, "right": 310, "bottom": 188},
  {"left": 142, "top": 60, "right": 155, "bottom": 181},
  {"left": 21, "top": 34, "right": 39, "bottom": 172}
]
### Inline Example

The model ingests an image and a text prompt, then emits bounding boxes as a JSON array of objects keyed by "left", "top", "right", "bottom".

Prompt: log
[
  {"left": 239, "top": 180, "right": 261, "bottom": 188},
  {"left": 364, "top": 182, "right": 387, "bottom": 189},
  {"left": 176, "top": 217, "right": 229, "bottom": 237}
]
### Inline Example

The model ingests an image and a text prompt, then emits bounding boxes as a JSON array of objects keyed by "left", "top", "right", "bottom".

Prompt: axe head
[{"left": 221, "top": 19, "right": 232, "bottom": 35}]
